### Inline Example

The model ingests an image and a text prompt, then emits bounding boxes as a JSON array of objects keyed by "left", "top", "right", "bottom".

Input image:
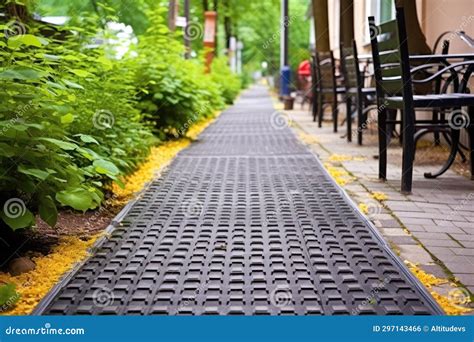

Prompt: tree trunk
[
  {"left": 395, "top": 0, "right": 431, "bottom": 54},
  {"left": 168, "top": 0, "right": 177, "bottom": 31},
  {"left": 311, "top": 0, "right": 330, "bottom": 52}
]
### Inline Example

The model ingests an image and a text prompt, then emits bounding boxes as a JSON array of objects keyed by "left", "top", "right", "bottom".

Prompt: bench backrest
[
  {"left": 369, "top": 8, "right": 413, "bottom": 101},
  {"left": 315, "top": 50, "right": 337, "bottom": 92},
  {"left": 340, "top": 40, "right": 362, "bottom": 92}
]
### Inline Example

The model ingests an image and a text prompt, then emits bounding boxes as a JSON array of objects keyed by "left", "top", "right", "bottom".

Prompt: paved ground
[
  {"left": 35, "top": 86, "right": 440, "bottom": 315},
  {"left": 287, "top": 106, "right": 474, "bottom": 298}
]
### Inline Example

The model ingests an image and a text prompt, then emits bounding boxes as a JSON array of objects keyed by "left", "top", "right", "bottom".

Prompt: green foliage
[
  {"left": 0, "top": 3, "right": 241, "bottom": 231},
  {"left": 210, "top": 57, "right": 241, "bottom": 104},
  {"left": 0, "top": 16, "right": 152, "bottom": 230},
  {"left": 0, "top": 283, "right": 19, "bottom": 309},
  {"left": 132, "top": 8, "right": 224, "bottom": 139}
]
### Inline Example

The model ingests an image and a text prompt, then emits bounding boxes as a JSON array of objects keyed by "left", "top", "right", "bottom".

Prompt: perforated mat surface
[{"left": 36, "top": 86, "right": 440, "bottom": 315}]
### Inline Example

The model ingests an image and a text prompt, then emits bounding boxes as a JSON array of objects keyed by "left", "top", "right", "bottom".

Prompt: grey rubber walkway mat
[{"left": 35, "top": 86, "right": 441, "bottom": 315}]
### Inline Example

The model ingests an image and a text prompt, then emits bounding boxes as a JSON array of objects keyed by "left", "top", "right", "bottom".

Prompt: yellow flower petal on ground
[
  {"left": 359, "top": 203, "right": 369, "bottom": 214},
  {"left": 0, "top": 235, "right": 99, "bottom": 315},
  {"left": 371, "top": 191, "right": 388, "bottom": 201},
  {"left": 298, "top": 132, "right": 318, "bottom": 145},
  {"left": 404, "top": 260, "right": 472, "bottom": 315},
  {"left": 328, "top": 154, "right": 353, "bottom": 162}
]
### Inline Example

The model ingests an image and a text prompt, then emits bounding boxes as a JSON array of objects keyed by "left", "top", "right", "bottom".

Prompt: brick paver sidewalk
[{"left": 288, "top": 107, "right": 474, "bottom": 301}]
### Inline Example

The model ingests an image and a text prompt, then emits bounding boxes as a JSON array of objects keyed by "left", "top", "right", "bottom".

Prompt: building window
[{"left": 364, "top": 0, "right": 395, "bottom": 43}]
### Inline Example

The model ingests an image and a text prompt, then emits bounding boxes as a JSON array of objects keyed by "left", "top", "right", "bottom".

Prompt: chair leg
[
  {"left": 433, "top": 109, "right": 441, "bottom": 145},
  {"left": 378, "top": 107, "right": 388, "bottom": 181},
  {"left": 424, "top": 129, "right": 460, "bottom": 179},
  {"left": 333, "top": 96, "right": 338, "bottom": 133},
  {"left": 468, "top": 107, "right": 474, "bottom": 180},
  {"left": 401, "top": 108, "right": 416, "bottom": 194},
  {"left": 346, "top": 97, "right": 352, "bottom": 142},
  {"left": 357, "top": 96, "right": 364, "bottom": 146},
  {"left": 312, "top": 93, "right": 318, "bottom": 122},
  {"left": 318, "top": 95, "right": 323, "bottom": 127}
]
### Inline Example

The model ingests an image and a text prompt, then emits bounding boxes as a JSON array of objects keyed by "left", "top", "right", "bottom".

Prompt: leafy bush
[
  {"left": 0, "top": 20, "right": 152, "bottom": 230},
  {"left": 210, "top": 57, "right": 242, "bottom": 104},
  {"left": 132, "top": 8, "right": 224, "bottom": 139},
  {"left": 0, "top": 6, "right": 242, "bottom": 231}
]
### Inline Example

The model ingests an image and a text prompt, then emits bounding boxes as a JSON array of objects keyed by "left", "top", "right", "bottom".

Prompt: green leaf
[
  {"left": 0, "top": 143, "right": 16, "bottom": 158},
  {"left": 56, "top": 188, "right": 95, "bottom": 212},
  {"left": 1, "top": 207, "right": 35, "bottom": 230},
  {"left": 63, "top": 79, "right": 84, "bottom": 89},
  {"left": 0, "top": 67, "right": 46, "bottom": 80},
  {"left": 8, "top": 34, "right": 45, "bottom": 48},
  {"left": 70, "top": 69, "right": 91, "bottom": 77},
  {"left": 18, "top": 165, "right": 50, "bottom": 180},
  {"left": 0, "top": 284, "right": 19, "bottom": 307},
  {"left": 39, "top": 195, "right": 57, "bottom": 227},
  {"left": 76, "top": 134, "right": 99, "bottom": 144},
  {"left": 93, "top": 159, "right": 120, "bottom": 176},
  {"left": 39, "top": 138, "right": 77, "bottom": 151},
  {"left": 60, "top": 113, "right": 75, "bottom": 124}
]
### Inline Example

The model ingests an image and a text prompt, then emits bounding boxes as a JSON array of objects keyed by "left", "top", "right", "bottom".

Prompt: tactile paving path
[{"left": 36, "top": 86, "right": 441, "bottom": 315}]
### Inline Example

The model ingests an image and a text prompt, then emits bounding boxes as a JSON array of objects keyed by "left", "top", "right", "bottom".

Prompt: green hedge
[{"left": 0, "top": 7, "right": 241, "bottom": 231}]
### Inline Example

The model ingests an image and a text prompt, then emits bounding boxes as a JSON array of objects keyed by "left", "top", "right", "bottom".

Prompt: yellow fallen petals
[
  {"left": 0, "top": 235, "right": 99, "bottom": 315},
  {"left": 186, "top": 116, "right": 217, "bottom": 140},
  {"left": 404, "top": 261, "right": 472, "bottom": 315},
  {"left": 298, "top": 132, "right": 318, "bottom": 145},
  {"left": 430, "top": 292, "right": 472, "bottom": 316},
  {"left": 405, "top": 261, "right": 448, "bottom": 288},
  {"left": 111, "top": 117, "right": 216, "bottom": 204},
  {"left": 324, "top": 163, "right": 353, "bottom": 186},
  {"left": 359, "top": 203, "right": 369, "bottom": 214},
  {"left": 371, "top": 191, "right": 388, "bottom": 201},
  {"left": 328, "top": 154, "right": 353, "bottom": 162},
  {"left": 111, "top": 140, "right": 191, "bottom": 204}
]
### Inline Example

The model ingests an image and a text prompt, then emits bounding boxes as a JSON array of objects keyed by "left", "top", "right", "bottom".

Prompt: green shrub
[
  {"left": 0, "top": 19, "right": 153, "bottom": 230},
  {"left": 0, "top": 6, "right": 241, "bottom": 232},
  {"left": 132, "top": 8, "right": 224, "bottom": 140},
  {"left": 210, "top": 57, "right": 242, "bottom": 104}
]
